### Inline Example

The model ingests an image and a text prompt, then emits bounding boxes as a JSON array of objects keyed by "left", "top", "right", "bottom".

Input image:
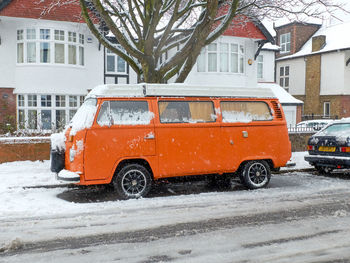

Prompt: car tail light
[
  {"left": 340, "top": 147, "right": 350, "bottom": 152},
  {"left": 307, "top": 145, "right": 314, "bottom": 151}
]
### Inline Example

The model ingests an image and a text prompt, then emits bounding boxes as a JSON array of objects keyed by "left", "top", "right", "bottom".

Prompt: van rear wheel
[
  {"left": 241, "top": 160, "right": 271, "bottom": 189},
  {"left": 113, "top": 164, "right": 152, "bottom": 200}
]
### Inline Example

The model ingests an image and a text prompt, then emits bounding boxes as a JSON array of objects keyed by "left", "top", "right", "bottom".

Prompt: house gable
[
  {"left": 0, "top": 0, "right": 85, "bottom": 23},
  {"left": 216, "top": 3, "right": 274, "bottom": 42}
]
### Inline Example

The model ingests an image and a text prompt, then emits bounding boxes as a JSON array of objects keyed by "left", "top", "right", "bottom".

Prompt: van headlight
[{"left": 69, "top": 148, "right": 76, "bottom": 162}]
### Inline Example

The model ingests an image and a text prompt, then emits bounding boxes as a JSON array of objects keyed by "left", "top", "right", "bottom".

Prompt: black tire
[
  {"left": 113, "top": 163, "right": 152, "bottom": 200},
  {"left": 315, "top": 166, "right": 333, "bottom": 175},
  {"left": 241, "top": 160, "right": 271, "bottom": 189}
]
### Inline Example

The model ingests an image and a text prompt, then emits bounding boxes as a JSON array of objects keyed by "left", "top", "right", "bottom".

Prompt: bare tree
[{"left": 40, "top": 0, "right": 347, "bottom": 83}]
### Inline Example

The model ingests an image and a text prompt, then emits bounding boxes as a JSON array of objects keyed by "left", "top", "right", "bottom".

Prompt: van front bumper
[
  {"left": 305, "top": 154, "right": 350, "bottom": 168},
  {"left": 56, "top": 169, "right": 81, "bottom": 183}
]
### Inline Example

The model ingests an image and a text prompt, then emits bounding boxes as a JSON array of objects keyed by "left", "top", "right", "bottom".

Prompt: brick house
[
  {"left": 1, "top": 0, "right": 301, "bottom": 132},
  {"left": 275, "top": 21, "right": 350, "bottom": 120}
]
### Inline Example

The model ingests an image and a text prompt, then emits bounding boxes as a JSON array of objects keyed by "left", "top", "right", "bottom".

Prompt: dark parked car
[{"left": 305, "top": 121, "right": 350, "bottom": 174}]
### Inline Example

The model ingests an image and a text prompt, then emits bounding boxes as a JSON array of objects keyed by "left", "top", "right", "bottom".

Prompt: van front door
[{"left": 84, "top": 99, "right": 156, "bottom": 181}]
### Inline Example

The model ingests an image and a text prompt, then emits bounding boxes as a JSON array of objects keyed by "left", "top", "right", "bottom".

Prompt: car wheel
[
  {"left": 315, "top": 166, "right": 333, "bottom": 175},
  {"left": 113, "top": 164, "right": 152, "bottom": 200},
  {"left": 241, "top": 160, "right": 271, "bottom": 189}
]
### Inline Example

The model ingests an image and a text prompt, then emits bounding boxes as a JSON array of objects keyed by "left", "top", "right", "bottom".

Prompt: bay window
[
  {"left": 17, "top": 94, "right": 85, "bottom": 131},
  {"left": 197, "top": 41, "right": 245, "bottom": 74},
  {"left": 16, "top": 28, "right": 84, "bottom": 67}
]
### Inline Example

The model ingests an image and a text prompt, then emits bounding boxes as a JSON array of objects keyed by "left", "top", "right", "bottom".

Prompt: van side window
[
  {"left": 159, "top": 101, "right": 215, "bottom": 123},
  {"left": 97, "top": 100, "right": 154, "bottom": 126},
  {"left": 221, "top": 101, "right": 273, "bottom": 123}
]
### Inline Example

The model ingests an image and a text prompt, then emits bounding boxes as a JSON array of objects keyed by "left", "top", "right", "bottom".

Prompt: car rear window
[
  {"left": 221, "top": 101, "right": 273, "bottom": 123},
  {"left": 159, "top": 101, "right": 215, "bottom": 123},
  {"left": 318, "top": 123, "right": 350, "bottom": 136},
  {"left": 97, "top": 100, "right": 154, "bottom": 126}
]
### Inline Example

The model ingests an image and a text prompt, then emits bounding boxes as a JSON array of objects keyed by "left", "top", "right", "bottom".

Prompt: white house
[{"left": 0, "top": 0, "right": 300, "bottom": 132}]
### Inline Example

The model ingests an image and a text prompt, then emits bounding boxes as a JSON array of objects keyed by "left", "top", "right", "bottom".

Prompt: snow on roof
[
  {"left": 87, "top": 83, "right": 277, "bottom": 99},
  {"left": 262, "top": 43, "right": 280, "bottom": 51},
  {"left": 258, "top": 82, "right": 303, "bottom": 105},
  {"left": 277, "top": 21, "right": 350, "bottom": 60}
]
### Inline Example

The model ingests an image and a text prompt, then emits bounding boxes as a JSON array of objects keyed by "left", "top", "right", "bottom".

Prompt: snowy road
[{"left": 1, "top": 157, "right": 350, "bottom": 262}]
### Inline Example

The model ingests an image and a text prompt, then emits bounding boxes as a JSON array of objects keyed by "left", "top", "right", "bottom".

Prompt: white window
[
  {"left": 56, "top": 95, "right": 66, "bottom": 107},
  {"left": 197, "top": 49, "right": 206, "bottom": 72},
  {"left": 257, "top": 55, "right": 263, "bottom": 79},
  {"left": 324, "top": 102, "right": 330, "bottom": 117},
  {"left": 279, "top": 66, "right": 290, "bottom": 91},
  {"left": 17, "top": 94, "right": 85, "bottom": 131},
  {"left": 18, "top": 95, "right": 24, "bottom": 107},
  {"left": 16, "top": 28, "right": 84, "bottom": 66},
  {"left": 69, "top": 95, "right": 78, "bottom": 107},
  {"left": 28, "top": 95, "right": 37, "bottom": 107},
  {"left": 41, "top": 95, "right": 52, "bottom": 107},
  {"left": 197, "top": 41, "right": 245, "bottom": 74},
  {"left": 106, "top": 48, "right": 127, "bottom": 73},
  {"left": 220, "top": 43, "right": 229, "bottom": 72},
  {"left": 208, "top": 43, "right": 218, "bottom": 72},
  {"left": 17, "top": 30, "right": 24, "bottom": 63},
  {"left": 280, "top": 33, "right": 291, "bottom": 53}
]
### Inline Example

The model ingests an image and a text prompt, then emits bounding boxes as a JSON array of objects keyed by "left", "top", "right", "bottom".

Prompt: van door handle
[{"left": 144, "top": 133, "right": 155, "bottom": 140}]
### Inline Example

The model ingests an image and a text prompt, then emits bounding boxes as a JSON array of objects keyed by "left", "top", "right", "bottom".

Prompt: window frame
[
  {"left": 196, "top": 40, "right": 245, "bottom": 74},
  {"left": 16, "top": 27, "right": 85, "bottom": 67},
  {"left": 158, "top": 100, "right": 216, "bottom": 124},
  {"left": 257, "top": 55, "right": 264, "bottom": 79},
  {"left": 105, "top": 47, "right": 127, "bottom": 74},
  {"left": 16, "top": 94, "right": 85, "bottom": 131},
  {"left": 280, "top": 32, "right": 291, "bottom": 54},
  {"left": 324, "top": 102, "right": 331, "bottom": 117},
  {"left": 220, "top": 101, "right": 273, "bottom": 123},
  {"left": 96, "top": 100, "right": 152, "bottom": 126},
  {"left": 279, "top": 65, "right": 290, "bottom": 91}
]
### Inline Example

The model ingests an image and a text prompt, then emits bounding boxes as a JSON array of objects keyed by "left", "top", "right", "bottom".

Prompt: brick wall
[
  {"left": 304, "top": 54, "right": 321, "bottom": 115},
  {"left": 0, "top": 88, "right": 16, "bottom": 133},
  {"left": 275, "top": 23, "right": 320, "bottom": 59},
  {"left": 0, "top": 137, "right": 50, "bottom": 163},
  {"left": 289, "top": 132, "right": 313, "bottom": 152}
]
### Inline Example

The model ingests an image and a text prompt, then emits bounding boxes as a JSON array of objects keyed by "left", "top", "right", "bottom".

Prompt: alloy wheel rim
[
  {"left": 121, "top": 169, "right": 147, "bottom": 197},
  {"left": 247, "top": 163, "right": 268, "bottom": 187}
]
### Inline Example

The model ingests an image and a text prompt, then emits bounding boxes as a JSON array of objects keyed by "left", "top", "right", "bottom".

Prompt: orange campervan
[{"left": 51, "top": 84, "right": 291, "bottom": 199}]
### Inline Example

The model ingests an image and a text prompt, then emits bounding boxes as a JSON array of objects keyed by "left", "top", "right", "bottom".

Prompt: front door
[{"left": 84, "top": 99, "right": 155, "bottom": 181}]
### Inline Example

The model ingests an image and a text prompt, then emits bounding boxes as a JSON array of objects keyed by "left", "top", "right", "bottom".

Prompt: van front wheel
[
  {"left": 241, "top": 160, "right": 271, "bottom": 189},
  {"left": 113, "top": 164, "right": 152, "bottom": 200}
]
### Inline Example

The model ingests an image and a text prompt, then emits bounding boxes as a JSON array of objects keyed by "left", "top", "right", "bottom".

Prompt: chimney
[{"left": 312, "top": 35, "right": 326, "bottom": 52}]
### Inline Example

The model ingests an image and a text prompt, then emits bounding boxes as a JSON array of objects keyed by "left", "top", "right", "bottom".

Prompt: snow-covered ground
[{"left": 1, "top": 152, "right": 350, "bottom": 262}]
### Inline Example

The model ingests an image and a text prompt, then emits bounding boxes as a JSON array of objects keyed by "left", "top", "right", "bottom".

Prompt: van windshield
[{"left": 69, "top": 98, "right": 97, "bottom": 135}]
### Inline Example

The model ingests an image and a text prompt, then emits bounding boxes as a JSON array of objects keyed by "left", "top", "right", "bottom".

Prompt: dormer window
[
  {"left": 16, "top": 28, "right": 85, "bottom": 67},
  {"left": 280, "top": 32, "right": 291, "bottom": 53}
]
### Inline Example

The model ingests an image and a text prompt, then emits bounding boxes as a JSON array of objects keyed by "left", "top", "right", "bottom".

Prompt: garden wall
[
  {"left": 0, "top": 133, "right": 314, "bottom": 163},
  {"left": 0, "top": 137, "right": 50, "bottom": 163}
]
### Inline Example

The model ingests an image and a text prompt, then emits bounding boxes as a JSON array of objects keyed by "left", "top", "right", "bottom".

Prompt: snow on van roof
[{"left": 86, "top": 83, "right": 276, "bottom": 99}]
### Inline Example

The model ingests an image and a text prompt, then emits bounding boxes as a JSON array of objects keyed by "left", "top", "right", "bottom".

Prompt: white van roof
[{"left": 87, "top": 83, "right": 276, "bottom": 99}]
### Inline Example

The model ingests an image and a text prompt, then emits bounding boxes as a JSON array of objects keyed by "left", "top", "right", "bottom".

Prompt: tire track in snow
[{"left": 1, "top": 200, "right": 350, "bottom": 257}]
